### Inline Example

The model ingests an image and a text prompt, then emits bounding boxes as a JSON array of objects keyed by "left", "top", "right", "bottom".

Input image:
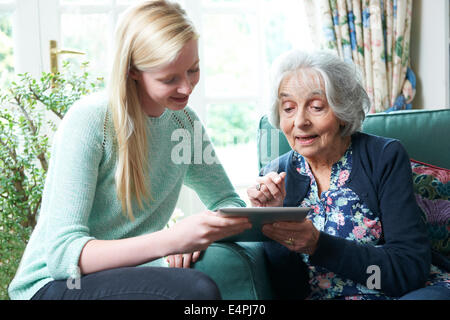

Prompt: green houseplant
[{"left": 0, "top": 61, "right": 103, "bottom": 299}]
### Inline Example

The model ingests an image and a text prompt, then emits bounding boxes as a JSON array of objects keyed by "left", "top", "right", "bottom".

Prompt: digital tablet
[{"left": 217, "top": 207, "right": 312, "bottom": 242}]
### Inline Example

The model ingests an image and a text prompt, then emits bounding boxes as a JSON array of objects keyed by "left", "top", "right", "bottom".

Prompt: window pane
[
  {"left": 0, "top": 11, "right": 14, "bottom": 87},
  {"left": 262, "top": 0, "right": 312, "bottom": 66},
  {"left": 206, "top": 102, "right": 259, "bottom": 187},
  {"left": 215, "top": 140, "right": 258, "bottom": 189},
  {"left": 206, "top": 102, "right": 259, "bottom": 147},
  {"left": 61, "top": 13, "right": 109, "bottom": 79},
  {"left": 203, "top": 13, "right": 258, "bottom": 97}
]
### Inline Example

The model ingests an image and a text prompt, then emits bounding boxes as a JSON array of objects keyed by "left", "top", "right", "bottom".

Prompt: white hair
[{"left": 268, "top": 50, "right": 371, "bottom": 136}]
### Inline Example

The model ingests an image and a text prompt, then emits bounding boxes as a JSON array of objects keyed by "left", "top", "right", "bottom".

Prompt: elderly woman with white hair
[{"left": 247, "top": 50, "right": 449, "bottom": 300}]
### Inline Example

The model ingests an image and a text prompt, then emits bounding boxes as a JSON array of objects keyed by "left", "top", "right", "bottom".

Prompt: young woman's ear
[{"left": 128, "top": 68, "right": 141, "bottom": 81}]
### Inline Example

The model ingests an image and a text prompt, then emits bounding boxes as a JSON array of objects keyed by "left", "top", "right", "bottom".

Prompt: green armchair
[{"left": 194, "top": 109, "right": 450, "bottom": 300}]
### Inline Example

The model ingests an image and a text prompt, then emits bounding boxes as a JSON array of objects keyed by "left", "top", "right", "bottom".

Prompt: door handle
[{"left": 49, "top": 40, "right": 85, "bottom": 74}]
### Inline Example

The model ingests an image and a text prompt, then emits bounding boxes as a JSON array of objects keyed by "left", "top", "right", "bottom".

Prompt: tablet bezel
[{"left": 217, "top": 206, "right": 311, "bottom": 242}]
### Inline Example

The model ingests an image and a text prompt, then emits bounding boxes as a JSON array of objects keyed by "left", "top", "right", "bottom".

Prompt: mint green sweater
[{"left": 8, "top": 93, "right": 245, "bottom": 300}]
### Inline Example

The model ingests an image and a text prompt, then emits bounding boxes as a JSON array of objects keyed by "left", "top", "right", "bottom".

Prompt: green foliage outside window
[
  {"left": 0, "top": 62, "right": 103, "bottom": 300},
  {"left": 207, "top": 103, "right": 259, "bottom": 147}
]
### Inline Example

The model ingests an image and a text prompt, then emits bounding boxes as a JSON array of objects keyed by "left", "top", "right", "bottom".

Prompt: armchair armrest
[{"left": 193, "top": 242, "right": 273, "bottom": 300}]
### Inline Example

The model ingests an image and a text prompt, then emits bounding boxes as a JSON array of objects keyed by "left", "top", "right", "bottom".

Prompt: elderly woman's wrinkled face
[{"left": 278, "top": 69, "right": 347, "bottom": 165}]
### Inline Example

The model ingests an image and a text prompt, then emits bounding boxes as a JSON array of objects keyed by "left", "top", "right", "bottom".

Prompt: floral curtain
[{"left": 303, "top": 0, "right": 415, "bottom": 113}]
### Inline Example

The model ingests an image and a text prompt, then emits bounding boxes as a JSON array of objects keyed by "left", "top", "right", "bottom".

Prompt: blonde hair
[{"left": 108, "top": 0, "right": 198, "bottom": 220}]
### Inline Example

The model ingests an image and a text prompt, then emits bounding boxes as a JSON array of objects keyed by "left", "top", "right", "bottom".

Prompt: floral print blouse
[{"left": 293, "top": 145, "right": 449, "bottom": 300}]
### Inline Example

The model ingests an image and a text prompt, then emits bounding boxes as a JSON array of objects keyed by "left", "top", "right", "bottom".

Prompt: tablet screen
[{"left": 217, "top": 207, "right": 311, "bottom": 242}]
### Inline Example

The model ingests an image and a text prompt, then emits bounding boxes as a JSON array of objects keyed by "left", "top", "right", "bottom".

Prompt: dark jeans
[
  {"left": 31, "top": 266, "right": 221, "bottom": 300},
  {"left": 399, "top": 285, "right": 450, "bottom": 300}
]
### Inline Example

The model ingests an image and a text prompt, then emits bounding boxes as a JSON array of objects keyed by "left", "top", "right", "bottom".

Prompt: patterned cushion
[{"left": 411, "top": 160, "right": 450, "bottom": 257}]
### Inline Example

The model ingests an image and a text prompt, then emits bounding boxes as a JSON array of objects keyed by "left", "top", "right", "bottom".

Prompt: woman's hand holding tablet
[{"left": 217, "top": 207, "right": 311, "bottom": 242}]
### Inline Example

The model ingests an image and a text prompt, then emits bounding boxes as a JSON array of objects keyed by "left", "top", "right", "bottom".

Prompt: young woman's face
[{"left": 130, "top": 39, "right": 200, "bottom": 117}]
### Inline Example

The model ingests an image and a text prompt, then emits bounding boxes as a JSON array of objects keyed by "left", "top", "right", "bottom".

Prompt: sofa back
[{"left": 257, "top": 109, "right": 450, "bottom": 170}]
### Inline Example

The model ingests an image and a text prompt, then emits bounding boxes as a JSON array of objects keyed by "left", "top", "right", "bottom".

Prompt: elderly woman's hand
[
  {"left": 166, "top": 251, "right": 202, "bottom": 268},
  {"left": 247, "top": 172, "right": 287, "bottom": 207},
  {"left": 262, "top": 219, "right": 320, "bottom": 255}
]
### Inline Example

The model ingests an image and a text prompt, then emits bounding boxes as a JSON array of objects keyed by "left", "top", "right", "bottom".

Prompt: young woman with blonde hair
[{"left": 9, "top": 0, "right": 250, "bottom": 300}]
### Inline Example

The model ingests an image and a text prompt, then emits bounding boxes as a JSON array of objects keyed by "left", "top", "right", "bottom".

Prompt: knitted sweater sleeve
[
  {"left": 42, "top": 100, "right": 103, "bottom": 280},
  {"left": 182, "top": 110, "right": 246, "bottom": 211},
  {"left": 309, "top": 140, "right": 431, "bottom": 297}
]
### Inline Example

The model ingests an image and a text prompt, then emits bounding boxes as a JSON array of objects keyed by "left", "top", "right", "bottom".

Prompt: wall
[{"left": 410, "top": 0, "right": 449, "bottom": 109}]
